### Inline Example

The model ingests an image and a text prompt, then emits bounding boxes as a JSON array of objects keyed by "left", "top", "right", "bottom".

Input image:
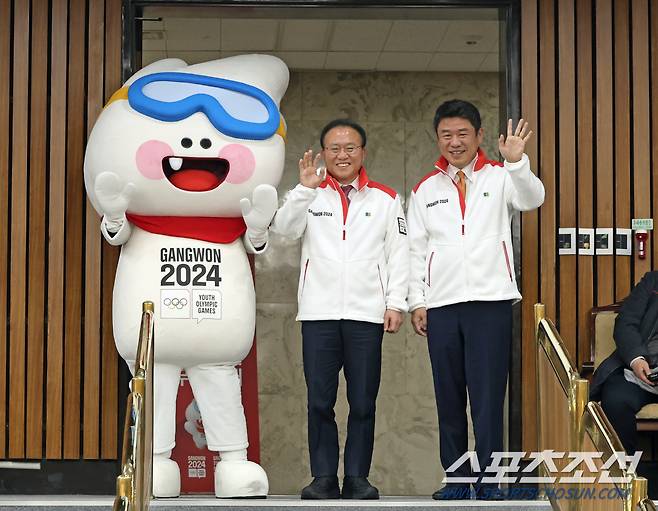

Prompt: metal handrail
[
  {"left": 535, "top": 303, "right": 653, "bottom": 511},
  {"left": 639, "top": 498, "right": 657, "bottom": 511},
  {"left": 583, "top": 402, "right": 650, "bottom": 511},
  {"left": 113, "top": 301, "right": 155, "bottom": 511},
  {"left": 535, "top": 304, "right": 589, "bottom": 511}
]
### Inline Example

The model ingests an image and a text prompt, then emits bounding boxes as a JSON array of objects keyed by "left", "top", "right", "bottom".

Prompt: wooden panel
[
  {"left": 9, "top": 0, "right": 30, "bottom": 458},
  {"left": 614, "top": 0, "right": 631, "bottom": 302},
  {"left": 538, "top": 0, "right": 556, "bottom": 319},
  {"left": 653, "top": 0, "right": 658, "bottom": 267},
  {"left": 26, "top": 0, "right": 48, "bottom": 459},
  {"left": 557, "top": 0, "right": 576, "bottom": 358},
  {"left": 576, "top": 0, "right": 594, "bottom": 371},
  {"left": 632, "top": 0, "right": 651, "bottom": 280},
  {"left": 520, "top": 0, "right": 539, "bottom": 451},
  {"left": 46, "top": 0, "right": 67, "bottom": 460},
  {"left": 521, "top": 0, "right": 658, "bottom": 459},
  {"left": 595, "top": 0, "right": 614, "bottom": 306},
  {"left": 101, "top": 0, "right": 123, "bottom": 460},
  {"left": 0, "top": 0, "right": 11, "bottom": 459},
  {"left": 83, "top": 0, "right": 105, "bottom": 460},
  {"left": 63, "top": 0, "right": 87, "bottom": 459}
]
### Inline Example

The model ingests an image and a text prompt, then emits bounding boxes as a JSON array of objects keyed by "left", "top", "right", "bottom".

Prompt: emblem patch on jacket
[{"left": 397, "top": 217, "right": 407, "bottom": 235}]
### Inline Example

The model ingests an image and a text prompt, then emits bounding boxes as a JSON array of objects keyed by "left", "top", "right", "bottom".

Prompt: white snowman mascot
[{"left": 84, "top": 55, "right": 289, "bottom": 498}]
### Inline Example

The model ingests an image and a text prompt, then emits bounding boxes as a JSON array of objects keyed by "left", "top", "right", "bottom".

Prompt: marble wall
[{"left": 256, "top": 70, "right": 501, "bottom": 495}]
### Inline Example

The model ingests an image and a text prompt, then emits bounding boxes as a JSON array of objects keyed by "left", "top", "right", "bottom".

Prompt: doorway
[{"left": 127, "top": 0, "right": 519, "bottom": 495}]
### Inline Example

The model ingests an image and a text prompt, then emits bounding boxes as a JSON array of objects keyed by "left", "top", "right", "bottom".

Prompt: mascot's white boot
[
  {"left": 153, "top": 451, "right": 181, "bottom": 498},
  {"left": 215, "top": 449, "right": 268, "bottom": 498}
]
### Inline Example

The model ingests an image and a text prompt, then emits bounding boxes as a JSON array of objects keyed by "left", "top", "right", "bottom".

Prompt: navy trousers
[
  {"left": 600, "top": 369, "right": 658, "bottom": 454},
  {"left": 302, "top": 320, "right": 384, "bottom": 477},
  {"left": 426, "top": 301, "right": 512, "bottom": 488}
]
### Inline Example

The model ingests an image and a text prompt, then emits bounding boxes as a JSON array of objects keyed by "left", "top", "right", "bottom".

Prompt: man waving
[{"left": 407, "top": 100, "right": 544, "bottom": 500}]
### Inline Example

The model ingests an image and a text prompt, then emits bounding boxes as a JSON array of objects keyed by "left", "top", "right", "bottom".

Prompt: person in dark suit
[{"left": 591, "top": 271, "right": 658, "bottom": 454}]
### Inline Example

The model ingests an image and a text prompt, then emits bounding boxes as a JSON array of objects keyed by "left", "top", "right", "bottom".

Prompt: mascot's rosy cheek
[
  {"left": 221, "top": 144, "right": 255, "bottom": 184},
  {"left": 135, "top": 140, "right": 172, "bottom": 180}
]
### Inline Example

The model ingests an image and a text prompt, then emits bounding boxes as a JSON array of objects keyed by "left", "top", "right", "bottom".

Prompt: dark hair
[
  {"left": 433, "top": 99, "right": 481, "bottom": 133},
  {"left": 320, "top": 118, "right": 367, "bottom": 148}
]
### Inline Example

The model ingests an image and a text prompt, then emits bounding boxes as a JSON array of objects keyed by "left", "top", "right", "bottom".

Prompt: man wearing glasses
[{"left": 272, "top": 119, "right": 409, "bottom": 500}]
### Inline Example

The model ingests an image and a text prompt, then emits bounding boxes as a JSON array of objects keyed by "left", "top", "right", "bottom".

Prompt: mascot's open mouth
[{"left": 162, "top": 156, "right": 230, "bottom": 192}]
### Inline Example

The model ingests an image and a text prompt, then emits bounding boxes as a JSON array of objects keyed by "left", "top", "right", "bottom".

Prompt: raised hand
[
  {"left": 299, "top": 149, "right": 325, "bottom": 189},
  {"left": 240, "top": 184, "right": 279, "bottom": 249},
  {"left": 498, "top": 118, "right": 532, "bottom": 164},
  {"left": 94, "top": 171, "right": 135, "bottom": 222},
  {"left": 240, "top": 184, "right": 278, "bottom": 233}
]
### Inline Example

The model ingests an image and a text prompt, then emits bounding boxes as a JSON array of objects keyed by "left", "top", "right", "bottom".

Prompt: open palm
[
  {"left": 299, "top": 149, "right": 324, "bottom": 189},
  {"left": 499, "top": 118, "right": 532, "bottom": 163}
]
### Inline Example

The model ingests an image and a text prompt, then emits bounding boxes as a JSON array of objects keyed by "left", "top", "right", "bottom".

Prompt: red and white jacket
[
  {"left": 271, "top": 168, "right": 409, "bottom": 323},
  {"left": 407, "top": 149, "right": 544, "bottom": 311}
]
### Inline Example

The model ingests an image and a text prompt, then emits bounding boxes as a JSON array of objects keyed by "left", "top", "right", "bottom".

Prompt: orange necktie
[{"left": 456, "top": 170, "right": 467, "bottom": 201}]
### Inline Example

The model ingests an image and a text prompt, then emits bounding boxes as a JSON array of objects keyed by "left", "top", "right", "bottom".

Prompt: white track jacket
[
  {"left": 272, "top": 168, "right": 409, "bottom": 323},
  {"left": 407, "top": 149, "right": 544, "bottom": 311}
]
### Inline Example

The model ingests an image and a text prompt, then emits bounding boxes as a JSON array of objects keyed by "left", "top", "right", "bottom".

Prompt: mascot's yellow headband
[{"left": 105, "top": 84, "right": 287, "bottom": 142}]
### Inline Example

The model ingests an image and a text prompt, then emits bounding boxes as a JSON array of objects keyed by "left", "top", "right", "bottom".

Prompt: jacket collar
[
  {"left": 320, "top": 166, "right": 369, "bottom": 191},
  {"left": 434, "top": 148, "right": 489, "bottom": 174}
]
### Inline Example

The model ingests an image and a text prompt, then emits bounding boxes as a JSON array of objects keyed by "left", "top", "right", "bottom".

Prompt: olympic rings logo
[{"left": 163, "top": 297, "right": 188, "bottom": 309}]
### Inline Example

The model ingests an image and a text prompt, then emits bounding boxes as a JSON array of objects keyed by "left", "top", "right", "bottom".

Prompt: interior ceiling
[{"left": 141, "top": 6, "right": 502, "bottom": 73}]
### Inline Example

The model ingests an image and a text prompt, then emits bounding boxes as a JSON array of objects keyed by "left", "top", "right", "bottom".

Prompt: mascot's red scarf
[{"left": 126, "top": 214, "right": 246, "bottom": 244}]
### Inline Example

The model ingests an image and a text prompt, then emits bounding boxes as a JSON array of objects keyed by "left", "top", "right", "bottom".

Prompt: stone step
[{"left": 0, "top": 495, "right": 552, "bottom": 511}]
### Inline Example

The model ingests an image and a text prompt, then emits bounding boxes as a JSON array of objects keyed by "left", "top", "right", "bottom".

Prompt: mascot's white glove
[
  {"left": 94, "top": 171, "right": 136, "bottom": 233},
  {"left": 240, "top": 184, "right": 278, "bottom": 249}
]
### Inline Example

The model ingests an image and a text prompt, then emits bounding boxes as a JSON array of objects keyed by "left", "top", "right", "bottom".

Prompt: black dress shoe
[
  {"left": 300, "top": 476, "right": 340, "bottom": 499},
  {"left": 341, "top": 476, "right": 379, "bottom": 499},
  {"left": 432, "top": 486, "right": 472, "bottom": 500}
]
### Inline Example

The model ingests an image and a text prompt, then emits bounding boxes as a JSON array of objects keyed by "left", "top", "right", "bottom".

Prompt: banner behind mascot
[{"left": 84, "top": 55, "right": 289, "bottom": 498}]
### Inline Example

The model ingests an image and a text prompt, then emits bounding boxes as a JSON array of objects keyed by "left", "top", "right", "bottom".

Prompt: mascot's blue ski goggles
[{"left": 119, "top": 72, "right": 283, "bottom": 141}]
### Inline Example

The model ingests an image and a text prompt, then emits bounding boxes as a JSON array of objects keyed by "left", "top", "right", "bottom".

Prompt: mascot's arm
[
  {"left": 240, "top": 184, "right": 279, "bottom": 254},
  {"left": 94, "top": 171, "right": 135, "bottom": 246},
  {"left": 100, "top": 217, "right": 132, "bottom": 246}
]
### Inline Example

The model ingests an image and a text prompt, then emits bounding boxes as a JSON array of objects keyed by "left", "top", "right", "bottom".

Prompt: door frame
[{"left": 122, "top": 0, "right": 524, "bottom": 452}]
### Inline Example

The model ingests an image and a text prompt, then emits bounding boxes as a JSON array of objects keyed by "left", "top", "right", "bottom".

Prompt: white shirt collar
[
  {"left": 447, "top": 154, "right": 477, "bottom": 183},
  {"left": 340, "top": 177, "right": 359, "bottom": 190}
]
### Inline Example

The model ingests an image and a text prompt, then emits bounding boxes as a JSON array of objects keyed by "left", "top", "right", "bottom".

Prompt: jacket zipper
[
  {"left": 427, "top": 251, "right": 435, "bottom": 287},
  {"left": 301, "top": 258, "right": 309, "bottom": 296},
  {"left": 339, "top": 183, "right": 349, "bottom": 241},
  {"left": 502, "top": 241, "right": 513, "bottom": 281},
  {"left": 449, "top": 175, "right": 466, "bottom": 235}
]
